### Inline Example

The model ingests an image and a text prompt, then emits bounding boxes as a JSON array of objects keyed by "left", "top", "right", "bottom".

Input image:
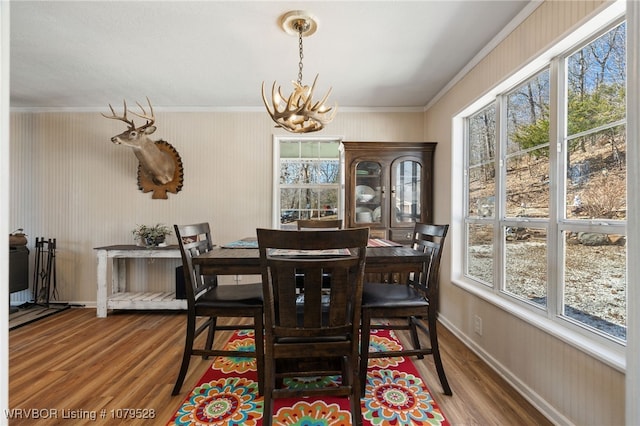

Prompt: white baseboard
[{"left": 438, "top": 315, "right": 574, "bottom": 426}]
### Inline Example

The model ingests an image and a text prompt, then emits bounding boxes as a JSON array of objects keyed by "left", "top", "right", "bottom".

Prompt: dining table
[
  {"left": 193, "top": 238, "right": 429, "bottom": 280},
  {"left": 192, "top": 237, "right": 429, "bottom": 385}
]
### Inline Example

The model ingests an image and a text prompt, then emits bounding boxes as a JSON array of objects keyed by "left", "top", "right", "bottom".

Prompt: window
[
  {"left": 561, "top": 22, "right": 626, "bottom": 341},
  {"left": 463, "top": 20, "right": 627, "bottom": 344},
  {"left": 504, "top": 70, "right": 550, "bottom": 308},
  {"left": 466, "top": 104, "right": 496, "bottom": 286},
  {"left": 273, "top": 137, "right": 342, "bottom": 229}
]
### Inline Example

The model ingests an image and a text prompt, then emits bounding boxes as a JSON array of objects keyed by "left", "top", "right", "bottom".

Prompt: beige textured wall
[
  {"left": 424, "top": 1, "right": 624, "bottom": 425},
  {"left": 9, "top": 110, "right": 424, "bottom": 303}
]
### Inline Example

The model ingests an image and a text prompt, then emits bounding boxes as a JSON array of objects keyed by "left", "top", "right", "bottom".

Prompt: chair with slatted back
[
  {"left": 257, "top": 227, "right": 369, "bottom": 426},
  {"left": 172, "top": 223, "right": 264, "bottom": 396},
  {"left": 297, "top": 219, "right": 342, "bottom": 287},
  {"left": 296, "top": 219, "right": 343, "bottom": 230},
  {"left": 359, "top": 223, "right": 452, "bottom": 396}
]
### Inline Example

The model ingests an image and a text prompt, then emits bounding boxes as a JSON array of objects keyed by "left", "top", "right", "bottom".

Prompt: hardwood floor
[{"left": 8, "top": 308, "right": 552, "bottom": 425}]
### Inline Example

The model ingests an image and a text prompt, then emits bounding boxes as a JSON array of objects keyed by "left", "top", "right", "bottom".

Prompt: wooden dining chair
[
  {"left": 359, "top": 223, "right": 452, "bottom": 396},
  {"left": 172, "top": 223, "right": 264, "bottom": 396},
  {"left": 296, "top": 219, "right": 343, "bottom": 288},
  {"left": 257, "top": 227, "right": 369, "bottom": 426},
  {"left": 296, "top": 219, "right": 343, "bottom": 230}
]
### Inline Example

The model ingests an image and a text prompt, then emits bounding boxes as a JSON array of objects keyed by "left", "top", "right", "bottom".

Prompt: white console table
[{"left": 94, "top": 245, "right": 187, "bottom": 317}]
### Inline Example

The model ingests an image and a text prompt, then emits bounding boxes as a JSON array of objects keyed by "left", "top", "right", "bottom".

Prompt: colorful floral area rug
[{"left": 168, "top": 328, "right": 449, "bottom": 425}]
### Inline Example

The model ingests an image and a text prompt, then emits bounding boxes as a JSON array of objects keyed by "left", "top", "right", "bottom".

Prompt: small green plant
[{"left": 132, "top": 223, "right": 172, "bottom": 246}]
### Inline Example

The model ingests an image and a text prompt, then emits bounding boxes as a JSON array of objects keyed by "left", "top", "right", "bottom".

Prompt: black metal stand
[
  {"left": 28, "top": 237, "right": 69, "bottom": 308},
  {"left": 32, "top": 237, "right": 56, "bottom": 305},
  {"left": 9, "top": 237, "right": 72, "bottom": 330}
]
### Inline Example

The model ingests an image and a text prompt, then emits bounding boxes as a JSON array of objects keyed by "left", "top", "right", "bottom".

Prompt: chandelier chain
[
  {"left": 297, "top": 26, "right": 304, "bottom": 85},
  {"left": 261, "top": 12, "right": 337, "bottom": 133}
]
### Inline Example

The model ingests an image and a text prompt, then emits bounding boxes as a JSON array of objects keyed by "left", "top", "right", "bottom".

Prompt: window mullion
[
  {"left": 495, "top": 96, "right": 506, "bottom": 297},
  {"left": 548, "top": 56, "right": 563, "bottom": 322}
]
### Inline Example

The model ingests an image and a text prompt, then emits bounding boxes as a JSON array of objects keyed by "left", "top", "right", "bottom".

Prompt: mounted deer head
[{"left": 102, "top": 98, "right": 184, "bottom": 199}]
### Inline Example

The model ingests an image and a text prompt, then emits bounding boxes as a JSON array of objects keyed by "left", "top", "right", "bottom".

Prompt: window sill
[{"left": 451, "top": 277, "right": 625, "bottom": 373}]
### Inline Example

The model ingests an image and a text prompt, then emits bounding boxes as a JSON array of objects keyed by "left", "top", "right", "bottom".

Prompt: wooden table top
[{"left": 193, "top": 245, "right": 428, "bottom": 275}]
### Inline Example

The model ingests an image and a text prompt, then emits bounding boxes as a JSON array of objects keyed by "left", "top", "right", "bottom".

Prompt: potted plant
[{"left": 132, "top": 223, "right": 172, "bottom": 247}]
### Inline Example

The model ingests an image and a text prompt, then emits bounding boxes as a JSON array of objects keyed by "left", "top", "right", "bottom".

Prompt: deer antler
[
  {"left": 101, "top": 100, "right": 136, "bottom": 129},
  {"left": 128, "top": 97, "right": 155, "bottom": 130},
  {"left": 261, "top": 75, "right": 337, "bottom": 133}
]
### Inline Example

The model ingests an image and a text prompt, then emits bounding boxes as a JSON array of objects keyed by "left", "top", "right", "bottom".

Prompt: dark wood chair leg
[
  {"left": 408, "top": 316, "right": 425, "bottom": 359},
  {"left": 202, "top": 316, "right": 216, "bottom": 360},
  {"left": 350, "top": 353, "right": 364, "bottom": 426},
  {"left": 262, "top": 354, "right": 275, "bottom": 426},
  {"left": 359, "top": 310, "right": 372, "bottom": 387},
  {"left": 172, "top": 316, "right": 196, "bottom": 395},
  {"left": 428, "top": 315, "right": 452, "bottom": 396},
  {"left": 254, "top": 310, "right": 265, "bottom": 396}
]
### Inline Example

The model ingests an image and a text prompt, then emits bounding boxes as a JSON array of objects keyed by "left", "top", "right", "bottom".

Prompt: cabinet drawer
[
  {"left": 368, "top": 229, "right": 387, "bottom": 239},
  {"left": 390, "top": 228, "right": 415, "bottom": 244}
]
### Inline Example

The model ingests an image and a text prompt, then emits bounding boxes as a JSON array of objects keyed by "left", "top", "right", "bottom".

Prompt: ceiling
[{"left": 9, "top": 1, "right": 534, "bottom": 111}]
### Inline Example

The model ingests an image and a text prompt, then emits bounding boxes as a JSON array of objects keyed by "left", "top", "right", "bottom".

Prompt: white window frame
[
  {"left": 451, "top": 1, "right": 627, "bottom": 371},
  {"left": 271, "top": 135, "right": 344, "bottom": 229}
]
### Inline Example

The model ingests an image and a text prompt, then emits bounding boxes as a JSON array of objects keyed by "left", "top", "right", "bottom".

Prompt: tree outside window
[
  {"left": 276, "top": 139, "right": 341, "bottom": 229},
  {"left": 464, "top": 21, "right": 627, "bottom": 343}
]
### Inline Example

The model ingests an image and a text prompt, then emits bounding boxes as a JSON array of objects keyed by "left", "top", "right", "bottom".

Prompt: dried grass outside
[{"left": 466, "top": 133, "right": 627, "bottom": 338}]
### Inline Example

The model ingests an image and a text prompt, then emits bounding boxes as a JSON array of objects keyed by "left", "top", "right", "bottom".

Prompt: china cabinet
[{"left": 342, "top": 142, "right": 436, "bottom": 244}]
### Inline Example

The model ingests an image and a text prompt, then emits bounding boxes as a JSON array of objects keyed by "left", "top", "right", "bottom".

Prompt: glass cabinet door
[
  {"left": 354, "top": 161, "right": 383, "bottom": 224},
  {"left": 391, "top": 158, "right": 422, "bottom": 227}
]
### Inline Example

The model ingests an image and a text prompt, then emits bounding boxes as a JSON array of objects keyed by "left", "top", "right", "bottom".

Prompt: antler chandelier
[{"left": 261, "top": 11, "right": 337, "bottom": 133}]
